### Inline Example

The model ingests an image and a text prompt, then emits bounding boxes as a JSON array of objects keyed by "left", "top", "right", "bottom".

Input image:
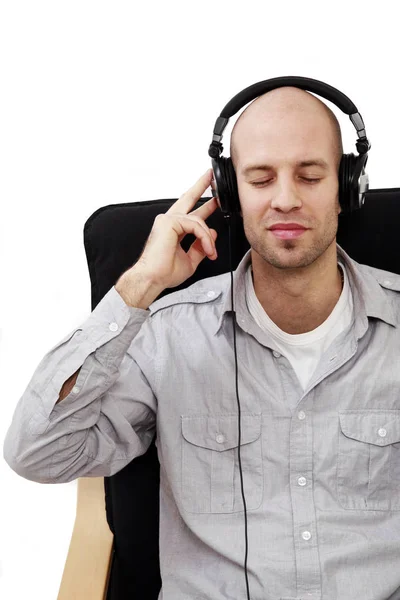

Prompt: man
[{"left": 4, "top": 87, "right": 400, "bottom": 600}]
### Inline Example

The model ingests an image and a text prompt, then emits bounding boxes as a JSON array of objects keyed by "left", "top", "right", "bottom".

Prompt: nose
[{"left": 270, "top": 176, "right": 303, "bottom": 212}]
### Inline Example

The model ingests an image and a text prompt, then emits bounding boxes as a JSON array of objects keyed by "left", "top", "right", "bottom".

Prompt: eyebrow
[{"left": 242, "top": 159, "right": 329, "bottom": 175}]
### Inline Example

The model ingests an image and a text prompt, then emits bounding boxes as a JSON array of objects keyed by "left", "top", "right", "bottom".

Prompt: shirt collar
[{"left": 212, "top": 243, "right": 397, "bottom": 337}]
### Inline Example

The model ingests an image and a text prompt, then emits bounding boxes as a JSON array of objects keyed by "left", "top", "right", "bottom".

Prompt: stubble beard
[{"left": 244, "top": 212, "right": 339, "bottom": 271}]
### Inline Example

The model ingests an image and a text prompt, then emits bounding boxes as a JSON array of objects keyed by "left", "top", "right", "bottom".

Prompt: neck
[{"left": 251, "top": 246, "right": 343, "bottom": 334}]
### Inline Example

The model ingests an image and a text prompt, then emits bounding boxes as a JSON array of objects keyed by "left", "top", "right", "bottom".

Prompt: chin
[
  {"left": 268, "top": 256, "right": 310, "bottom": 270},
  {"left": 263, "top": 244, "right": 320, "bottom": 270}
]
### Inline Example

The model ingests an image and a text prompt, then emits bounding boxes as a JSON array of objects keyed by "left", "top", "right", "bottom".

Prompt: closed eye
[{"left": 251, "top": 178, "right": 321, "bottom": 187}]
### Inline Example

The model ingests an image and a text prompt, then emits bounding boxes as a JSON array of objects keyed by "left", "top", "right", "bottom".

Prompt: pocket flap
[
  {"left": 181, "top": 414, "right": 261, "bottom": 451},
  {"left": 339, "top": 410, "right": 400, "bottom": 446}
]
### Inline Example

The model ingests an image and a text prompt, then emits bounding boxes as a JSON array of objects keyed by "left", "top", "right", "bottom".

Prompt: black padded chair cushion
[{"left": 83, "top": 188, "right": 400, "bottom": 599}]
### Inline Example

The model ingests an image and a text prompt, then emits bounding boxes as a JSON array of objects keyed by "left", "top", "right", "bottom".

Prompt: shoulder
[
  {"left": 356, "top": 262, "right": 400, "bottom": 293},
  {"left": 148, "top": 271, "right": 230, "bottom": 317}
]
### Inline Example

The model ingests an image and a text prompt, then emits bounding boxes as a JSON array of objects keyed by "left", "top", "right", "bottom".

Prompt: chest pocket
[
  {"left": 337, "top": 410, "right": 400, "bottom": 510},
  {"left": 181, "top": 413, "right": 263, "bottom": 513}
]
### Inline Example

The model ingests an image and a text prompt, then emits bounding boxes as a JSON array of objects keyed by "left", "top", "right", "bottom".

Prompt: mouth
[{"left": 268, "top": 223, "right": 309, "bottom": 240}]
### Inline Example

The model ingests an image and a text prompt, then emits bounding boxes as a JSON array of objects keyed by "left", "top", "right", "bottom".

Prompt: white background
[{"left": 1, "top": 1, "right": 399, "bottom": 599}]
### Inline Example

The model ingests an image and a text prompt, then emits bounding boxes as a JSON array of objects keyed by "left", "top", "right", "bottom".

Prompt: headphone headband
[
  {"left": 208, "top": 76, "right": 371, "bottom": 158},
  {"left": 208, "top": 75, "right": 371, "bottom": 217}
]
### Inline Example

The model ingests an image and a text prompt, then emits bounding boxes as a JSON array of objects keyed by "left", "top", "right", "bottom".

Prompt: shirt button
[
  {"left": 273, "top": 350, "right": 281, "bottom": 358},
  {"left": 109, "top": 322, "right": 119, "bottom": 332},
  {"left": 72, "top": 386, "right": 80, "bottom": 394},
  {"left": 207, "top": 291, "right": 215, "bottom": 298},
  {"left": 378, "top": 427, "right": 387, "bottom": 437},
  {"left": 298, "top": 476, "right": 307, "bottom": 486},
  {"left": 216, "top": 434, "right": 225, "bottom": 444},
  {"left": 298, "top": 411, "right": 306, "bottom": 420},
  {"left": 302, "top": 530, "right": 312, "bottom": 541}
]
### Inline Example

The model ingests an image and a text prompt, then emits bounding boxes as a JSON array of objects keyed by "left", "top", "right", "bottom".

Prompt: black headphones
[{"left": 208, "top": 76, "right": 371, "bottom": 216}]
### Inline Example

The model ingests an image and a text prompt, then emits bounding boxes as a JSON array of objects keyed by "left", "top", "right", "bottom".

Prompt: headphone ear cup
[
  {"left": 339, "top": 153, "right": 354, "bottom": 214},
  {"left": 211, "top": 156, "right": 227, "bottom": 212},
  {"left": 212, "top": 156, "right": 240, "bottom": 215},
  {"left": 225, "top": 158, "right": 240, "bottom": 215}
]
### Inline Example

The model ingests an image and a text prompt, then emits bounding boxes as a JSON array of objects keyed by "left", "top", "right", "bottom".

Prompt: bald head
[{"left": 230, "top": 87, "right": 343, "bottom": 174}]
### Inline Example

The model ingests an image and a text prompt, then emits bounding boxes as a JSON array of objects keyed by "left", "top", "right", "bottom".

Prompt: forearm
[
  {"left": 56, "top": 268, "right": 163, "bottom": 404},
  {"left": 114, "top": 266, "right": 165, "bottom": 310},
  {"left": 3, "top": 285, "right": 156, "bottom": 483}
]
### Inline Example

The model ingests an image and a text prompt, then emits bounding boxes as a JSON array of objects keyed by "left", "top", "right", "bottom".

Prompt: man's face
[{"left": 234, "top": 109, "right": 341, "bottom": 271}]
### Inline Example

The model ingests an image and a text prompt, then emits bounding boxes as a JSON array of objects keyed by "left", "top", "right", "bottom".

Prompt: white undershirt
[{"left": 245, "top": 261, "right": 353, "bottom": 390}]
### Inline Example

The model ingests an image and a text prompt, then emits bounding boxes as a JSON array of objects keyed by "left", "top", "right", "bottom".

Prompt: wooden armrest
[{"left": 57, "top": 477, "right": 114, "bottom": 600}]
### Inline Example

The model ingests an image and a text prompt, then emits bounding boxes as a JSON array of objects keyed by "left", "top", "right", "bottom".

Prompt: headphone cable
[{"left": 225, "top": 215, "right": 251, "bottom": 600}]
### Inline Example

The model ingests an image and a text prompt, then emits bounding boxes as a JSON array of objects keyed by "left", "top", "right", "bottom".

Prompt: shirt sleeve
[{"left": 3, "top": 285, "right": 159, "bottom": 483}]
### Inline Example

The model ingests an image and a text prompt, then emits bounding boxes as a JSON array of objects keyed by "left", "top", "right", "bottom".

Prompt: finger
[
  {"left": 175, "top": 214, "right": 216, "bottom": 254},
  {"left": 186, "top": 236, "right": 216, "bottom": 271},
  {"left": 166, "top": 169, "right": 213, "bottom": 215},
  {"left": 190, "top": 196, "right": 219, "bottom": 222},
  {"left": 173, "top": 215, "right": 216, "bottom": 257}
]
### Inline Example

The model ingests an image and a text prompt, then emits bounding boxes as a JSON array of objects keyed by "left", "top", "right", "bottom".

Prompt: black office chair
[{"left": 57, "top": 186, "right": 400, "bottom": 600}]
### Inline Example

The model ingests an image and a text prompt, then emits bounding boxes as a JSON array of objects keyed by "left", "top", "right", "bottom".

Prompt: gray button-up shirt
[{"left": 4, "top": 244, "right": 400, "bottom": 600}]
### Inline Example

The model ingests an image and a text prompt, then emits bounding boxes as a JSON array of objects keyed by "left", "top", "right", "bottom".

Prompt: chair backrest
[{"left": 83, "top": 187, "right": 400, "bottom": 600}]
